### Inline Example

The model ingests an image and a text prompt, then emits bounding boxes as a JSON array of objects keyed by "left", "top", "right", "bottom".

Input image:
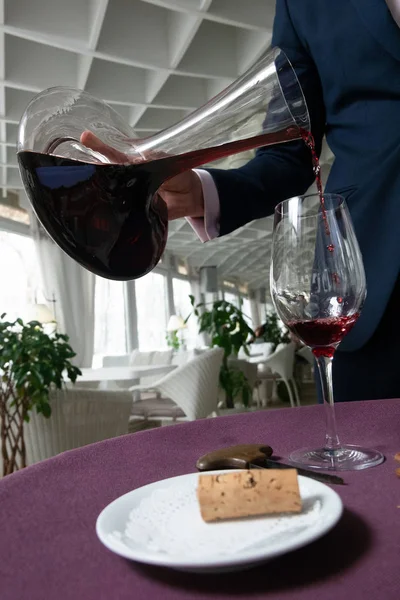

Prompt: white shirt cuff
[{"left": 186, "top": 169, "right": 220, "bottom": 242}]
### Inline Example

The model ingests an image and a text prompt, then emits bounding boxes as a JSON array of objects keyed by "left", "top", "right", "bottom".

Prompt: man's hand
[
  {"left": 158, "top": 169, "right": 204, "bottom": 220},
  {"left": 80, "top": 131, "right": 205, "bottom": 221}
]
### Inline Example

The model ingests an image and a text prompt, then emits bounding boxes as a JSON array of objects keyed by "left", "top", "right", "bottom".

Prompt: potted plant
[
  {"left": 188, "top": 296, "right": 254, "bottom": 409},
  {"left": 166, "top": 315, "right": 186, "bottom": 351},
  {"left": 0, "top": 315, "right": 81, "bottom": 476},
  {"left": 166, "top": 329, "right": 180, "bottom": 351},
  {"left": 257, "top": 310, "right": 290, "bottom": 350}
]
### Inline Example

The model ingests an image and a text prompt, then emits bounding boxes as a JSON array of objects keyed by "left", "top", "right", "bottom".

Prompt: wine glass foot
[{"left": 289, "top": 444, "right": 384, "bottom": 471}]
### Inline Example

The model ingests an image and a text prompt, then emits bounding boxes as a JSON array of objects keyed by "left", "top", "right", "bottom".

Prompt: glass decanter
[{"left": 17, "top": 47, "right": 309, "bottom": 280}]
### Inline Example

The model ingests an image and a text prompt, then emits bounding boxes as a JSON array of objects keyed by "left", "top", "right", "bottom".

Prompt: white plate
[{"left": 96, "top": 470, "right": 343, "bottom": 572}]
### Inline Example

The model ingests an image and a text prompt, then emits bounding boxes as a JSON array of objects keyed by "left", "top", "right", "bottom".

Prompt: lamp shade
[
  {"left": 25, "top": 303, "right": 54, "bottom": 324},
  {"left": 167, "top": 315, "right": 186, "bottom": 332}
]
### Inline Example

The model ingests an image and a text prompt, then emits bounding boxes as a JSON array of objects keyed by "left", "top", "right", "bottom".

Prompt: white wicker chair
[
  {"left": 100, "top": 350, "right": 168, "bottom": 391},
  {"left": 130, "top": 348, "right": 224, "bottom": 421},
  {"left": 171, "top": 349, "right": 202, "bottom": 367},
  {"left": 102, "top": 354, "right": 130, "bottom": 367},
  {"left": 256, "top": 343, "right": 300, "bottom": 408},
  {"left": 297, "top": 345, "right": 315, "bottom": 365},
  {"left": 140, "top": 350, "right": 173, "bottom": 387},
  {"left": 240, "top": 342, "right": 274, "bottom": 362},
  {"left": 129, "top": 350, "right": 154, "bottom": 366},
  {"left": 24, "top": 388, "right": 132, "bottom": 465}
]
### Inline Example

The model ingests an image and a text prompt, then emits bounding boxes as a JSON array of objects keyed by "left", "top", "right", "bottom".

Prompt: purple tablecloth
[{"left": 1, "top": 399, "right": 399, "bottom": 600}]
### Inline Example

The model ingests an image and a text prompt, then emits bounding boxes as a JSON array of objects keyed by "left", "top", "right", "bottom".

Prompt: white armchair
[
  {"left": 24, "top": 388, "right": 132, "bottom": 464},
  {"left": 171, "top": 348, "right": 205, "bottom": 367},
  {"left": 129, "top": 350, "right": 154, "bottom": 366},
  {"left": 141, "top": 350, "right": 173, "bottom": 387},
  {"left": 297, "top": 345, "right": 315, "bottom": 365},
  {"left": 130, "top": 348, "right": 224, "bottom": 421},
  {"left": 102, "top": 354, "right": 130, "bottom": 367},
  {"left": 100, "top": 350, "right": 173, "bottom": 391},
  {"left": 241, "top": 342, "right": 275, "bottom": 362},
  {"left": 256, "top": 343, "right": 300, "bottom": 408}
]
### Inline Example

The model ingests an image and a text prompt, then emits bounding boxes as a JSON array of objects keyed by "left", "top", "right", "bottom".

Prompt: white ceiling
[{"left": 0, "top": 0, "right": 333, "bottom": 291}]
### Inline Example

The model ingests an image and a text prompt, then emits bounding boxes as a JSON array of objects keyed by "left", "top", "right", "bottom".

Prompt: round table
[{"left": 1, "top": 399, "right": 399, "bottom": 600}]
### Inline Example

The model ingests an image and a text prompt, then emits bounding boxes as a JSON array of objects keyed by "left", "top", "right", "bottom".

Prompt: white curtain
[{"left": 31, "top": 218, "right": 95, "bottom": 367}]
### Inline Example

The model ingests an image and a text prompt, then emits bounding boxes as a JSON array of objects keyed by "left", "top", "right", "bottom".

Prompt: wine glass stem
[{"left": 315, "top": 355, "right": 341, "bottom": 451}]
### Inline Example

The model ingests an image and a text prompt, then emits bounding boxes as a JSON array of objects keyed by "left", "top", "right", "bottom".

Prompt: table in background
[
  {"left": 0, "top": 399, "right": 399, "bottom": 600},
  {"left": 77, "top": 364, "right": 176, "bottom": 383}
]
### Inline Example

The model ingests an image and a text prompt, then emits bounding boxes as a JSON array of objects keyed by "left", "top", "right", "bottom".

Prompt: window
[
  {"left": 135, "top": 272, "right": 168, "bottom": 351},
  {"left": 224, "top": 291, "right": 239, "bottom": 307},
  {"left": 223, "top": 280, "right": 236, "bottom": 289},
  {"left": 172, "top": 277, "right": 198, "bottom": 349},
  {"left": 0, "top": 231, "right": 39, "bottom": 321},
  {"left": 94, "top": 278, "right": 127, "bottom": 362},
  {"left": 260, "top": 302, "right": 275, "bottom": 324}
]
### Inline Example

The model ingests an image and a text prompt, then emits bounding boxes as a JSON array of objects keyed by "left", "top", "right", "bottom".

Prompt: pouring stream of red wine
[
  {"left": 300, "top": 129, "right": 340, "bottom": 289},
  {"left": 300, "top": 129, "right": 331, "bottom": 238}
]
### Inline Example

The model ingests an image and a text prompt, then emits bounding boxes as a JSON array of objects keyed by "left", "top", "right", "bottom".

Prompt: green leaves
[
  {"left": 166, "top": 330, "right": 180, "bottom": 351},
  {"left": 187, "top": 297, "right": 255, "bottom": 408},
  {"left": 0, "top": 314, "right": 82, "bottom": 422},
  {"left": 36, "top": 402, "right": 51, "bottom": 418},
  {"left": 192, "top": 298, "right": 254, "bottom": 361},
  {"left": 261, "top": 310, "right": 290, "bottom": 349},
  {"left": 66, "top": 366, "right": 81, "bottom": 385}
]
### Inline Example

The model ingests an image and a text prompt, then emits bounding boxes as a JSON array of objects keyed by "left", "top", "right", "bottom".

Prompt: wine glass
[{"left": 270, "top": 193, "right": 384, "bottom": 470}]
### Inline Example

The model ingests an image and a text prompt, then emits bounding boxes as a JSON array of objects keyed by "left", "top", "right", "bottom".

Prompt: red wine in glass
[{"left": 287, "top": 314, "right": 360, "bottom": 358}]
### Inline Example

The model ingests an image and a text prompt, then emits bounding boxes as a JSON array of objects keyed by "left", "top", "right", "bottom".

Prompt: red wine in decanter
[{"left": 17, "top": 126, "right": 299, "bottom": 281}]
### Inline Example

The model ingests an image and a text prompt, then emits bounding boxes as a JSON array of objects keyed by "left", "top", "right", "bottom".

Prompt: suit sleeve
[{"left": 207, "top": 0, "right": 326, "bottom": 237}]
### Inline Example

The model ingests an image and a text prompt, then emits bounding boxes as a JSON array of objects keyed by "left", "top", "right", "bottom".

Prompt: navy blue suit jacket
[{"left": 208, "top": 0, "right": 400, "bottom": 351}]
